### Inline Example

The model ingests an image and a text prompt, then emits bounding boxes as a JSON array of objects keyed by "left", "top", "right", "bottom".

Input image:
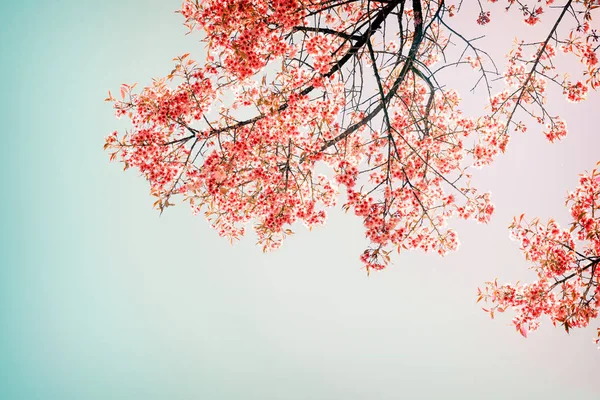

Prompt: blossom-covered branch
[
  {"left": 479, "top": 162, "right": 600, "bottom": 344},
  {"left": 105, "top": 0, "right": 598, "bottom": 274}
]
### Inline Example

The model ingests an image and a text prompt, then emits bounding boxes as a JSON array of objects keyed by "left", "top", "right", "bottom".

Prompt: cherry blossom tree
[{"left": 105, "top": 0, "right": 599, "bottom": 343}]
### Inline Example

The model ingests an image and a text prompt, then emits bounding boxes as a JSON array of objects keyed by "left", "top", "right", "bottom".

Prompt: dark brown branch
[
  {"left": 317, "top": 0, "right": 430, "bottom": 152},
  {"left": 502, "top": 0, "right": 573, "bottom": 133},
  {"left": 292, "top": 26, "right": 362, "bottom": 40}
]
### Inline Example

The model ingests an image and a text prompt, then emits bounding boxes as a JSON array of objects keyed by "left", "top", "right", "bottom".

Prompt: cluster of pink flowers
[
  {"left": 564, "top": 81, "right": 589, "bottom": 103},
  {"left": 477, "top": 11, "right": 491, "bottom": 25},
  {"left": 523, "top": 7, "right": 544, "bottom": 26},
  {"left": 480, "top": 163, "right": 600, "bottom": 341},
  {"left": 180, "top": 0, "right": 306, "bottom": 79},
  {"left": 480, "top": 1, "right": 552, "bottom": 26},
  {"left": 543, "top": 118, "right": 568, "bottom": 143},
  {"left": 331, "top": 81, "right": 503, "bottom": 270}
]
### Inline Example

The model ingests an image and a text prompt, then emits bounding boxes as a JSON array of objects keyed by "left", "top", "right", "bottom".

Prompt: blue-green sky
[{"left": 1, "top": 1, "right": 599, "bottom": 399}]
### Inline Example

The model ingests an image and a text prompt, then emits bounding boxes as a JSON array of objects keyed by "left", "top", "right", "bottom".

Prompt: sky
[{"left": 0, "top": 1, "right": 598, "bottom": 399}]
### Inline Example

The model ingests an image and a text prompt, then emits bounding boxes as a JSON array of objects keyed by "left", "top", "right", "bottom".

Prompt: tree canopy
[{"left": 106, "top": 0, "right": 600, "bottom": 346}]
